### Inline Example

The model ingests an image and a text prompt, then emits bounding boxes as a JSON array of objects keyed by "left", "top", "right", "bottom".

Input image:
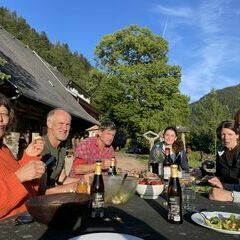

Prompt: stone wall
[{"left": 3, "top": 132, "right": 20, "bottom": 159}]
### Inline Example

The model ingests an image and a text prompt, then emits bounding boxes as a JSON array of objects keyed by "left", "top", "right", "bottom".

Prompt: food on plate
[
  {"left": 204, "top": 214, "right": 240, "bottom": 231},
  {"left": 194, "top": 185, "right": 212, "bottom": 193}
]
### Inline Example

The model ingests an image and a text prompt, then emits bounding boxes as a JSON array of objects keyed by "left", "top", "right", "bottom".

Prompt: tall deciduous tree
[
  {"left": 89, "top": 25, "right": 189, "bottom": 137},
  {"left": 189, "top": 89, "right": 230, "bottom": 153}
]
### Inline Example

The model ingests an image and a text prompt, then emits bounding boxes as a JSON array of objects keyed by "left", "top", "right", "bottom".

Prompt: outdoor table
[{"left": 0, "top": 193, "right": 239, "bottom": 240}]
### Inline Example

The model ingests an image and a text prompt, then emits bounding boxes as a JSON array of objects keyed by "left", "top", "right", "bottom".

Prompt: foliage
[
  {"left": 89, "top": 25, "right": 189, "bottom": 140},
  {"left": 0, "top": 57, "right": 10, "bottom": 81},
  {"left": 0, "top": 7, "right": 91, "bottom": 89},
  {"left": 188, "top": 89, "right": 230, "bottom": 153},
  {"left": 191, "top": 84, "right": 240, "bottom": 117}
]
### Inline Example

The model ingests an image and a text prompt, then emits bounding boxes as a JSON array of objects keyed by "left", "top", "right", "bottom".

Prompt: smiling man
[
  {"left": 70, "top": 120, "right": 116, "bottom": 177},
  {"left": 42, "top": 108, "right": 72, "bottom": 187}
]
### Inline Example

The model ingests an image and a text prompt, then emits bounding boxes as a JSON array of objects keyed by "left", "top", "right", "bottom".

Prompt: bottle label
[
  {"left": 168, "top": 196, "right": 181, "bottom": 222},
  {"left": 164, "top": 166, "right": 171, "bottom": 180},
  {"left": 92, "top": 193, "right": 104, "bottom": 208}
]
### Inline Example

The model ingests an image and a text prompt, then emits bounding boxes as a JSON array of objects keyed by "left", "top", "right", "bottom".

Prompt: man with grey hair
[{"left": 42, "top": 108, "right": 72, "bottom": 187}]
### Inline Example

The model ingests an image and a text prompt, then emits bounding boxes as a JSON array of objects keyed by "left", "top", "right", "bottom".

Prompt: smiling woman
[
  {"left": 215, "top": 120, "right": 240, "bottom": 184},
  {"left": 0, "top": 93, "right": 46, "bottom": 220}
]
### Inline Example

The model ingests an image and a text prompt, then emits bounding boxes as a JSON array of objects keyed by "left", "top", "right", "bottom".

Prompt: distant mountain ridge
[{"left": 191, "top": 83, "right": 240, "bottom": 115}]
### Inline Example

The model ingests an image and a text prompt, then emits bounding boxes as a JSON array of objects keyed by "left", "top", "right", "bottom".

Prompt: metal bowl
[{"left": 25, "top": 193, "right": 91, "bottom": 228}]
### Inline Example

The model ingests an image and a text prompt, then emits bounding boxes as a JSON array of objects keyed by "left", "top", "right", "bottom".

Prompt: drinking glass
[
  {"left": 181, "top": 173, "right": 196, "bottom": 211},
  {"left": 76, "top": 180, "right": 88, "bottom": 194}
]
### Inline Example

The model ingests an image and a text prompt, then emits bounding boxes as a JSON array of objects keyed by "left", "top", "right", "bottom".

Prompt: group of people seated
[
  {"left": 1, "top": 92, "right": 240, "bottom": 221},
  {"left": 149, "top": 117, "right": 240, "bottom": 203},
  {"left": 0, "top": 93, "right": 117, "bottom": 220}
]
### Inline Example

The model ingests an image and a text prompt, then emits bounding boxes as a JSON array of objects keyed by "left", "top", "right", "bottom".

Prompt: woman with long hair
[{"left": 149, "top": 126, "right": 189, "bottom": 171}]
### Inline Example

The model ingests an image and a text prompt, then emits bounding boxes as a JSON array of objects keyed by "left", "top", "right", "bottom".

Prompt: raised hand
[
  {"left": 208, "top": 176, "right": 223, "bottom": 189},
  {"left": 25, "top": 137, "right": 44, "bottom": 157},
  {"left": 15, "top": 160, "right": 46, "bottom": 183}
]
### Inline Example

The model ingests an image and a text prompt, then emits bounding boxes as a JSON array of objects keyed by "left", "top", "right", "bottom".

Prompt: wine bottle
[
  {"left": 163, "top": 147, "right": 172, "bottom": 181},
  {"left": 149, "top": 158, "right": 159, "bottom": 175},
  {"left": 149, "top": 143, "right": 163, "bottom": 176},
  {"left": 108, "top": 157, "right": 117, "bottom": 176},
  {"left": 167, "top": 164, "right": 183, "bottom": 224},
  {"left": 90, "top": 161, "right": 105, "bottom": 218}
]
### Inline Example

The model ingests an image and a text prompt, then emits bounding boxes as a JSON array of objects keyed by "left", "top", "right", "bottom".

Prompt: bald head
[{"left": 47, "top": 108, "right": 71, "bottom": 147}]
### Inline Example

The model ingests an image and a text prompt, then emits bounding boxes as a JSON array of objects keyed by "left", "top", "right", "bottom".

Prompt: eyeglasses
[{"left": 0, "top": 112, "right": 9, "bottom": 119}]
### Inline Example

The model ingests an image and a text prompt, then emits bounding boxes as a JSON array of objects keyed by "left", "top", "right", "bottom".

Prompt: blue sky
[{"left": 1, "top": 0, "right": 240, "bottom": 102}]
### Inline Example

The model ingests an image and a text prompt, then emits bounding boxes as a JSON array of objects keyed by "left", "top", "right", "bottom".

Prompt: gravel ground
[{"left": 115, "top": 152, "right": 148, "bottom": 171}]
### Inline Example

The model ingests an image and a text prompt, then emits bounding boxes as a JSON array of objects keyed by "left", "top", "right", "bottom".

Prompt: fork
[{"left": 193, "top": 210, "right": 210, "bottom": 221}]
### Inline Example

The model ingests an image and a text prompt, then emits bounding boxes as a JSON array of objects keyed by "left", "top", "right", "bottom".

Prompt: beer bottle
[
  {"left": 108, "top": 157, "right": 117, "bottom": 176},
  {"left": 167, "top": 164, "right": 183, "bottom": 224},
  {"left": 90, "top": 161, "right": 105, "bottom": 218},
  {"left": 163, "top": 147, "right": 172, "bottom": 181}
]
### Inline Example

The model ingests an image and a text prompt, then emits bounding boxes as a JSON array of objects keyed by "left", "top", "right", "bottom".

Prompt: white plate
[
  {"left": 191, "top": 211, "right": 240, "bottom": 235},
  {"left": 69, "top": 233, "right": 144, "bottom": 240}
]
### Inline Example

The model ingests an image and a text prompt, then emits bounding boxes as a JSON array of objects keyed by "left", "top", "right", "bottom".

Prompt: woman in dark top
[
  {"left": 216, "top": 120, "right": 240, "bottom": 184},
  {"left": 149, "top": 126, "right": 189, "bottom": 171}
]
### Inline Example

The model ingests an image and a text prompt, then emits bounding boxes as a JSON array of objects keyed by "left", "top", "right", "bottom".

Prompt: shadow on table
[
  {"left": 143, "top": 195, "right": 197, "bottom": 224},
  {"left": 38, "top": 206, "right": 167, "bottom": 240}
]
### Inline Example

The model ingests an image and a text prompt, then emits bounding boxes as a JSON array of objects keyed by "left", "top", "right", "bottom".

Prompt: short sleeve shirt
[{"left": 71, "top": 136, "right": 115, "bottom": 176}]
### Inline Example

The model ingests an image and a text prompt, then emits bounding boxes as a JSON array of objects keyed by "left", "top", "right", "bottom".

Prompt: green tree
[
  {"left": 189, "top": 89, "right": 230, "bottom": 153},
  {"left": 89, "top": 25, "right": 189, "bottom": 138}
]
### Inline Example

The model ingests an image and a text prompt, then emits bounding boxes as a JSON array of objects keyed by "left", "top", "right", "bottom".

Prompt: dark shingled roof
[{"left": 0, "top": 26, "right": 98, "bottom": 125}]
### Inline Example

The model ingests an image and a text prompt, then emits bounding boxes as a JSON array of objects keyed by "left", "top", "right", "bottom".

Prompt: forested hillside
[
  {"left": 0, "top": 7, "right": 92, "bottom": 89},
  {"left": 188, "top": 85, "right": 240, "bottom": 153},
  {"left": 191, "top": 84, "right": 240, "bottom": 115}
]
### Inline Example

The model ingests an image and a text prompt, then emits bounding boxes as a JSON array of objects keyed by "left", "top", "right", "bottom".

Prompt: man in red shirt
[{"left": 70, "top": 120, "right": 116, "bottom": 177}]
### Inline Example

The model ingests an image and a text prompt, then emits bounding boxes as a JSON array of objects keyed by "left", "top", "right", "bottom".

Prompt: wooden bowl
[{"left": 25, "top": 193, "right": 91, "bottom": 228}]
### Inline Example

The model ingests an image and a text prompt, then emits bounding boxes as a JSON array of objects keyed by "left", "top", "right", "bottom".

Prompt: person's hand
[
  {"left": 46, "top": 182, "right": 78, "bottom": 194},
  {"left": 25, "top": 137, "right": 44, "bottom": 157},
  {"left": 15, "top": 160, "right": 46, "bottom": 183},
  {"left": 208, "top": 177, "right": 223, "bottom": 189},
  {"left": 209, "top": 188, "right": 233, "bottom": 202}
]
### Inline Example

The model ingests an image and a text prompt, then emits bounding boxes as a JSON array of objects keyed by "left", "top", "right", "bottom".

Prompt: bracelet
[{"left": 231, "top": 191, "right": 234, "bottom": 202}]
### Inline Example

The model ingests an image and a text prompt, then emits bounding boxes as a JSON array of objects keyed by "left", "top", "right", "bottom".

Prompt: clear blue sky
[{"left": 1, "top": 0, "right": 240, "bottom": 102}]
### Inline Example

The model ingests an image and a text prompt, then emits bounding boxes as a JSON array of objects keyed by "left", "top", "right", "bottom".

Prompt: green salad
[
  {"left": 194, "top": 185, "right": 212, "bottom": 193},
  {"left": 204, "top": 214, "right": 240, "bottom": 231}
]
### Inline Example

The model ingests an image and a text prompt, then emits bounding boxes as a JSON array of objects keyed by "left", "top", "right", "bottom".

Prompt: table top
[{"left": 0, "top": 193, "right": 239, "bottom": 240}]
